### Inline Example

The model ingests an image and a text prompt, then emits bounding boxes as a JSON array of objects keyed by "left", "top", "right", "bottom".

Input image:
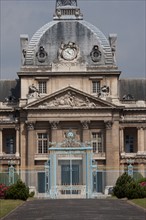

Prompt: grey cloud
[{"left": 0, "top": 0, "right": 145, "bottom": 79}]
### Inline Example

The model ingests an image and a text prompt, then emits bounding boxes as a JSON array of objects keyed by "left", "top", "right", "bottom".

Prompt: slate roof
[
  {"left": 119, "top": 79, "right": 146, "bottom": 101},
  {"left": 0, "top": 79, "right": 145, "bottom": 102},
  {"left": 0, "top": 80, "right": 20, "bottom": 102},
  {"left": 24, "top": 20, "right": 113, "bottom": 66}
]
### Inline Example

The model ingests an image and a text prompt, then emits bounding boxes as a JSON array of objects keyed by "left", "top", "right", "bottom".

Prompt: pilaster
[
  {"left": 0, "top": 128, "right": 3, "bottom": 155},
  {"left": 119, "top": 127, "right": 124, "bottom": 153},
  {"left": 137, "top": 127, "right": 145, "bottom": 153},
  {"left": 15, "top": 126, "right": 20, "bottom": 156},
  {"left": 26, "top": 122, "right": 35, "bottom": 187},
  {"left": 81, "top": 120, "right": 90, "bottom": 142},
  {"left": 50, "top": 121, "right": 59, "bottom": 143},
  {"left": 105, "top": 120, "right": 119, "bottom": 186}
]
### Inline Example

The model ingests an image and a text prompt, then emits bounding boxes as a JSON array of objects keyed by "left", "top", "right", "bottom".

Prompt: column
[
  {"left": 27, "top": 122, "right": 35, "bottom": 187},
  {"left": 81, "top": 121, "right": 90, "bottom": 142},
  {"left": 137, "top": 127, "right": 144, "bottom": 153},
  {"left": 144, "top": 127, "right": 146, "bottom": 152},
  {"left": 20, "top": 123, "right": 26, "bottom": 183},
  {"left": 50, "top": 121, "right": 59, "bottom": 143},
  {"left": 119, "top": 127, "right": 124, "bottom": 153},
  {"left": 105, "top": 121, "right": 119, "bottom": 186},
  {"left": 15, "top": 126, "right": 20, "bottom": 156},
  {"left": 0, "top": 128, "right": 3, "bottom": 155}
]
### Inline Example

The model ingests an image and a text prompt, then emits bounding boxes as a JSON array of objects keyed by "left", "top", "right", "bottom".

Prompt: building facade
[{"left": 0, "top": 0, "right": 146, "bottom": 198}]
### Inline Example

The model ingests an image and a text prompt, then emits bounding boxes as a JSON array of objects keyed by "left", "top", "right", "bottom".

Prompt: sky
[{"left": 0, "top": 0, "right": 145, "bottom": 79}]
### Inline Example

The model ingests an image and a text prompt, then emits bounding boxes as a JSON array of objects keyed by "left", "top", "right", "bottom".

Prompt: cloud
[{"left": 0, "top": 0, "right": 145, "bottom": 79}]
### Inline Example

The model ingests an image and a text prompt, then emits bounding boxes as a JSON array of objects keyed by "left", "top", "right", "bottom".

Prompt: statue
[{"left": 28, "top": 84, "right": 40, "bottom": 98}]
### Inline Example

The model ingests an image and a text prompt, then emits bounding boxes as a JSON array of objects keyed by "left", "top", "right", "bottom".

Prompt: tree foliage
[
  {"left": 113, "top": 172, "right": 146, "bottom": 199},
  {"left": 5, "top": 179, "right": 29, "bottom": 201}
]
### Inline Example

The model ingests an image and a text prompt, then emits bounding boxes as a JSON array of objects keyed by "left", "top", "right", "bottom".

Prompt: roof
[
  {"left": 119, "top": 79, "right": 146, "bottom": 101},
  {"left": 24, "top": 20, "right": 114, "bottom": 66},
  {"left": 0, "top": 80, "right": 20, "bottom": 102}
]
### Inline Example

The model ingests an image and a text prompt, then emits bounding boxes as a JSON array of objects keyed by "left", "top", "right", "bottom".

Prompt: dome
[{"left": 23, "top": 1, "right": 115, "bottom": 68}]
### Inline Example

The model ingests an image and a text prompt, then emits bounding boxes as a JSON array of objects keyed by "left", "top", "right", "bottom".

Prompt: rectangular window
[
  {"left": 125, "top": 135, "right": 134, "bottom": 153},
  {"left": 38, "top": 81, "right": 47, "bottom": 94},
  {"left": 37, "top": 133, "right": 48, "bottom": 154},
  {"left": 91, "top": 132, "right": 103, "bottom": 153},
  {"left": 6, "top": 136, "right": 15, "bottom": 154},
  {"left": 92, "top": 81, "right": 100, "bottom": 93}
]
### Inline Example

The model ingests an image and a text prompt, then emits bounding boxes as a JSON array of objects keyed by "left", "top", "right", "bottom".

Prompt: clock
[{"left": 62, "top": 47, "right": 77, "bottom": 61}]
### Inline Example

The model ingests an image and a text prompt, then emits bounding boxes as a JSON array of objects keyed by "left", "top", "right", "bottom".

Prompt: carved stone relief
[
  {"left": 90, "top": 45, "right": 101, "bottom": 62},
  {"left": 81, "top": 120, "right": 90, "bottom": 129},
  {"left": 38, "top": 92, "right": 98, "bottom": 108},
  {"left": 50, "top": 121, "right": 59, "bottom": 129},
  {"left": 36, "top": 46, "right": 48, "bottom": 63},
  {"left": 105, "top": 121, "right": 113, "bottom": 129}
]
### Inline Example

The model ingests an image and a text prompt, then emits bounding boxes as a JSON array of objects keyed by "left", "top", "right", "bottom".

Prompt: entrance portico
[{"left": 45, "top": 131, "right": 96, "bottom": 199}]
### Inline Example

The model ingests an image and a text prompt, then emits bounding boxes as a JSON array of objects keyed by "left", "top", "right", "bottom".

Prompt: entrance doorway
[{"left": 61, "top": 164, "right": 79, "bottom": 185}]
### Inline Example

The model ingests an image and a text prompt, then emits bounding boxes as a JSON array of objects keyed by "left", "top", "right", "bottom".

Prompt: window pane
[
  {"left": 38, "top": 81, "right": 47, "bottom": 94},
  {"left": 92, "top": 81, "right": 100, "bottom": 93},
  {"left": 37, "top": 133, "right": 48, "bottom": 154}
]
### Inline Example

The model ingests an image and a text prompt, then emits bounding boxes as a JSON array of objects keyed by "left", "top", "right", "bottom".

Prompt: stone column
[
  {"left": 15, "top": 126, "right": 20, "bottom": 156},
  {"left": 105, "top": 120, "right": 120, "bottom": 186},
  {"left": 50, "top": 121, "right": 59, "bottom": 143},
  {"left": 26, "top": 122, "right": 35, "bottom": 187},
  {"left": 20, "top": 123, "right": 26, "bottom": 183},
  {"left": 144, "top": 127, "right": 146, "bottom": 152},
  {"left": 119, "top": 127, "right": 124, "bottom": 153},
  {"left": 0, "top": 128, "right": 3, "bottom": 155},
  {"left": 81, "top": 121, "right": 90, "bottom": 142},
  {"left": 137, "top": 127, "right": 144, "bottom": 153}
]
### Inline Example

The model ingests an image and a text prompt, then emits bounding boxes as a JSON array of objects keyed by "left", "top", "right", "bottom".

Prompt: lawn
[
  {"left": 0, "top": 200, "right": 24, "bottom": 218},
  {"left": 131, "top": 198, "right": 146, "bottom": 209}
]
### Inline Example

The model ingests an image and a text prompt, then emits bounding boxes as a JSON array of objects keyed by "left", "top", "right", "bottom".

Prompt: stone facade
[{"left": 0, "top": 0, "right": 146, "bottom": 198}]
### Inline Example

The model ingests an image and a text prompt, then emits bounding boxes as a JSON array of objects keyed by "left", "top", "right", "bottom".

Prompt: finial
[
  {"left": 56, "top": 0, "right": 77, "bottom": 7},
  {"left": 54, "top": 0, "right": 83, "bottom": 20}
]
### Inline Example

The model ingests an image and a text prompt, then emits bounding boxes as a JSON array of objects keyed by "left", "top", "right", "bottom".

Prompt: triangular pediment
[{"left": 24, "top": 86, "right": 117, "bottom": 110}]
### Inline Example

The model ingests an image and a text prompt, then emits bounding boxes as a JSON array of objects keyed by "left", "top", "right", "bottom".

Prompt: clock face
[{"left": 62, "top": 48, "right": 77, "bottom": 60}]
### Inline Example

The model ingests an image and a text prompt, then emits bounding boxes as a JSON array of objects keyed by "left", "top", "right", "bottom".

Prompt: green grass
[
  {"left": 131, "top": 198, "right": 146, "bottom": 209},
  {"left": 0, "top": 199, "right": 24, "bottom": 218}
]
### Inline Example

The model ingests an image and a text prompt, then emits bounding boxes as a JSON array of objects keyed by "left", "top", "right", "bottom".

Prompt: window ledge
[{"left": 35, "top": 154, "right": 48, "bottom": 160}]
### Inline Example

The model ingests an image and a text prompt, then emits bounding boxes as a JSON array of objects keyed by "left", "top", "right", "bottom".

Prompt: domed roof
[{"left": 23, "top": 1, "right": 115, "bottom": 68}]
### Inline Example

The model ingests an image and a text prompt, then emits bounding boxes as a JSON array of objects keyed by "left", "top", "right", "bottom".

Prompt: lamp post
[
  {"left": 8, "top": 160, "right": 15, "bottom": 185},
  {"left": 127, "top": 159, "right": 134, "bottom": 177}
]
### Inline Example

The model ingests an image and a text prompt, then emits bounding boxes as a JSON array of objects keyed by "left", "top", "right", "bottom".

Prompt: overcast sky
[{"left": 0, "top": 0, "right": 145, "bottom": 79}]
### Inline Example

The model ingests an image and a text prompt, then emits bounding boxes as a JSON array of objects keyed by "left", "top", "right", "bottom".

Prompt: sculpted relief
[{"left": 38, "top": 92, "right": 97, "bottom": 108}]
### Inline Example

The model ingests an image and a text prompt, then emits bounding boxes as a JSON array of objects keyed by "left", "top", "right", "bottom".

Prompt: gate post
[{"left": 45, "top": 160, "right": 50, "bottom": 196}]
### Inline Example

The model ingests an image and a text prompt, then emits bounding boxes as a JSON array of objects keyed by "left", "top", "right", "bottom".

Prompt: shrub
[
  {"left": 113, "top": 173, "right": 133, "bottom": 199},
  {"left": 125, "top": 181, "right": 146, "bottom": 199},
  {"left": 0, "top": 184, "right": 9, "bottom": 199},
  {"left": 5, "top": 179, "right": 29, "bottom": 201},
  {"left": 113, "top": 172, "right": 146, "bottom": 199}
]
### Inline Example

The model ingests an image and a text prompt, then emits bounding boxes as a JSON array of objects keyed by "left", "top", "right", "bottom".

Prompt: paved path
[{"left": 3, "top": 199, "right": 146, "bottom": 220}]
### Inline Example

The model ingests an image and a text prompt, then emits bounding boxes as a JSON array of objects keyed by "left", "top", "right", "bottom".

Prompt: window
[
  {"left": 92, "top": 81, "right": 100, "bottom": 93},
  {"left": 37, "top": 133, "right": 48, "bottom": 154},
  {"left": 6, "top": 135, "right": 15, "bottom": 154},
  {"left": 125, "top": 135, "right": 134, "bottom": 153},
  {"left": 38, "top": 81, "right": 47, "bottom": 94},
  {"left": 91, "top": 132, "right": 103, "bottom": 153}
]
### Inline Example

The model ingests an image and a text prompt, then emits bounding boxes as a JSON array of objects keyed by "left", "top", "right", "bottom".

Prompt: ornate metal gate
[{"left": 44, "top": 130, "right": 99, "bottom": 198}]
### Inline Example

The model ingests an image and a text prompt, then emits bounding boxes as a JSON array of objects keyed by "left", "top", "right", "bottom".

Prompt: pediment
[{"left": 24, "top": 87, "right": 117, "bottom": 110}]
